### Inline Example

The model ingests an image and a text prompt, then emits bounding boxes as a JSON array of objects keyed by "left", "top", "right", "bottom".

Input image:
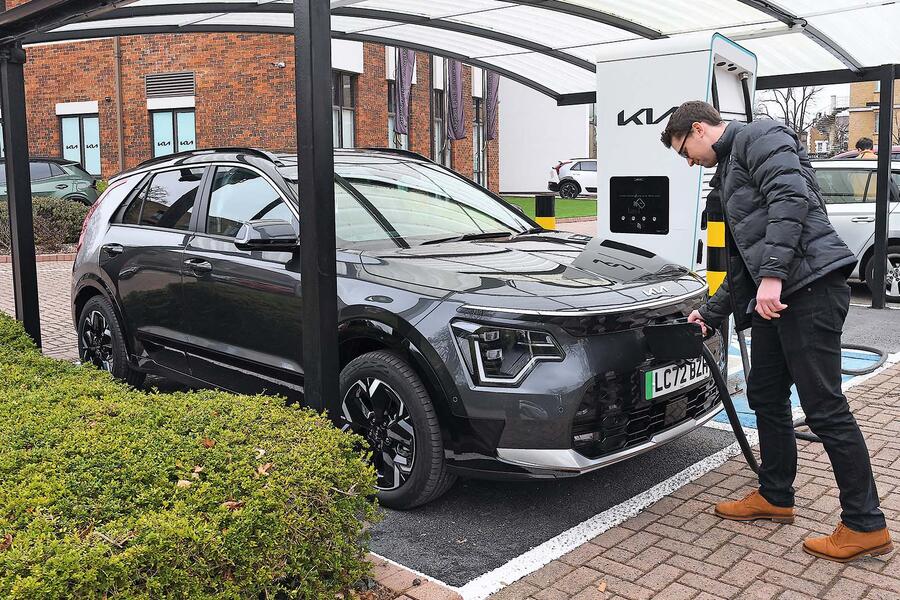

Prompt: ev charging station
[{"left": 594, "top": 34, "right": 757, "bottom": 279}]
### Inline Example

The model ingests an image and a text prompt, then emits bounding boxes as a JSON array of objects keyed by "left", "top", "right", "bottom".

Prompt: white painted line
[{"left": 456, "top": 431, "right": 758, "bottom": 600}]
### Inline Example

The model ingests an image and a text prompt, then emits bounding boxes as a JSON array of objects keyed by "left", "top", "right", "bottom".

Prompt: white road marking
[{"left": 850, "top": 302, "right": 900, "bottom": 310}]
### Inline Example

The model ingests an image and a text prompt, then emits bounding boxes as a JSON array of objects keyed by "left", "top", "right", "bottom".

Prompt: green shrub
[
  {"left": 0, "top": 313, "right": 379, "bottom": 599},
  {"left": 0, "top": 196, "right": 89, "bottom": 254},
  {"left": 96, "top": 180, "right": 109, "bottom": 194}
]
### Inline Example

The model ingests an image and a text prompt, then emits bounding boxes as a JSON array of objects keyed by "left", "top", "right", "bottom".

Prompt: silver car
[{"left": 813, "top": 159, "right": 900, "bottom": 302}]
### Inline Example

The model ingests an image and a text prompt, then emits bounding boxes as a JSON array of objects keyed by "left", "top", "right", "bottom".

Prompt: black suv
[{"left": 72, "top": 148, "right": 726, "bottom": 508}]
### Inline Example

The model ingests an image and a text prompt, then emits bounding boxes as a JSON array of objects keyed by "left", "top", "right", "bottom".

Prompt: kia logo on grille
[{"left": 643, "top": 286, "right": 669, "bottom": 297}]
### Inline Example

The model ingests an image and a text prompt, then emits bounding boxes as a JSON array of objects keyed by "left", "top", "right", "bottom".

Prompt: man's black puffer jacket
[{"left": 697, "top": 119, "right": 856, "bottom": 331}]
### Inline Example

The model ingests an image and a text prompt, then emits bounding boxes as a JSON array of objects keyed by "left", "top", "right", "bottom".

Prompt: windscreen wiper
[{"left": 419, "top": 231, "right": 514, "bottom": 246}]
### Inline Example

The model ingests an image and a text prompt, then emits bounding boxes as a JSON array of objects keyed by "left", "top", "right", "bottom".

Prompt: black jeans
[{"left": 746, "top": 270, "right": 886, "bottom": 532}]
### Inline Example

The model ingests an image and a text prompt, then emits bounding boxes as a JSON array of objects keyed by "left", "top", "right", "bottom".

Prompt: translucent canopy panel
[{"left": 18, "top": 0, "right": 900, "bottom": 102}]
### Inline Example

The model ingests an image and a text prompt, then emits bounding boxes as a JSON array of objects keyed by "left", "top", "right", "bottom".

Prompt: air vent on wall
[{"left": 145, "top": 71, "right": 196, "bottom": 98}]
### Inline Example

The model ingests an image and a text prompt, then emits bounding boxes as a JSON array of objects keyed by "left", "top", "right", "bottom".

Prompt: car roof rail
[
  {"left": 130, "top": 147, "right": 280, "bottom": 171},
  {"left": 362, "top": 147, "right": 435, "bottom": 163}
]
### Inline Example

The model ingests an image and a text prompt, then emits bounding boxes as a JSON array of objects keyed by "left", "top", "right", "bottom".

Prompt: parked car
[
  {"left": 832, "top": 145, "right": 900, "bottom": 160},
  {"left": 548, "top": 158, "right": 597, "bottom": 198},
  {"left": 813, "top": 159, "right": 900, "bottom": 301},
  {"left": 0, "top": 157, "right": 99, "bottom": 205},
  {"left": 72, "top": 147, "right": 727, "bottom": 509}
]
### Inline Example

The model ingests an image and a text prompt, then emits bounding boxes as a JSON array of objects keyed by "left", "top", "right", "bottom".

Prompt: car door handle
[
  {"left": 184, "top": 258, "right": 213, "bottom": 275},
  {"left": 55, "top": 184, "right": 68, "bottom": 189},
  {"left": 851, "top": 216, "right": 876, "bottom": 223},
  {"left": 101, "top": 243, "right": 124, "bottom": 257}
]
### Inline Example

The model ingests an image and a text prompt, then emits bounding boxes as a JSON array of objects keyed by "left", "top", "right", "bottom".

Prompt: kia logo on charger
[{"left": 617, "top": 106, "right": 678, "bottom": 126}]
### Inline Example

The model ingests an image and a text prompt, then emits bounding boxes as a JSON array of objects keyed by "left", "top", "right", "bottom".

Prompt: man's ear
[{"left": 693, "top": 121, "right": 704, "bottom": 137}]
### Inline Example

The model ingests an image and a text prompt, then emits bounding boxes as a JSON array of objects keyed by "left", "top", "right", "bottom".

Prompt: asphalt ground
[{"left": 369, "top": 426, "right": 736, "bottom": 587}]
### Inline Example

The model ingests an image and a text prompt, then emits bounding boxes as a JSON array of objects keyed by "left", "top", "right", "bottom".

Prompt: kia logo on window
[{"left": 617, "top": 107, "right": 678, "bottom": 126}]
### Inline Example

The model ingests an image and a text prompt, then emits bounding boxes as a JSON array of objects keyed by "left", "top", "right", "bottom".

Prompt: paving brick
[
  {"left": 586, "top": 556, "right": 643, "bottom": 582},
  {"left": 616, "top": 531, "right": 662, "bottom": 554},
  {"left": 628, "top": 546, "right": 673, "bottom": 571},
  {"left": 638, "top": 564, "right": 683, "bottom": 592},
  {"left": 677, "top": 573, "right": 740, "bottom": 599},
  {"left": 656, "top": 582, "right": 698, "bottom": 600},
  {"left": 561, "top": 542, "right": 604, "bottom": 566},
  {"left": 705, "top": 544, "right": 750, "bottom": 569},
  {"left": 521, "top": 561, "right": 574, "bottom": 589},
  {"left": 553, "top": 566, "right": 602, "bottom": 595},
  {"left": 488, "top": 580, "right": 540, "bottom": 600},
  {"left": 736, "top": 581, "right": 783, "bottom": 600},
  {"left": 406, "top": 581, "right": 463, "bottom": 600},
  {"left": 531, "top": 587, "right": 570, "bottom": 600},
  {"left": 718, "top": 559, "right": 768, "bottom": 588},
  {"left": 824, "top": 578, "right": 868, "bottom": 599}
]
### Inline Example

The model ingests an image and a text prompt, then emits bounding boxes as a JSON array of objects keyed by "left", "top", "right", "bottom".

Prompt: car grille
[{"left": 571, "top": 345, "right": 723, "bottom": 460}]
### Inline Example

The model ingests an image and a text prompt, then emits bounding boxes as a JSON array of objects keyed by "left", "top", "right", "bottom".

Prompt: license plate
[{"left": 644, "top": 358, "right": 710, "bottom": 401}]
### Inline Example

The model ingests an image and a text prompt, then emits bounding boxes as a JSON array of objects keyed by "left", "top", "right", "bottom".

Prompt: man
[
  {"left": 855, "top": 137, "right": 877, "bottom": 159},
  {"left": 661, "top": 101, "right": 892, "bottom": 562}
]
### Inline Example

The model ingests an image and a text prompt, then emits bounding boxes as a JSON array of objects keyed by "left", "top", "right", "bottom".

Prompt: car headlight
[
  {"left": 451, "top": 321, "right": 564, "bottom": 386},
  {"left": 75, "top": 181, "right": 90, "bottom": 191}
]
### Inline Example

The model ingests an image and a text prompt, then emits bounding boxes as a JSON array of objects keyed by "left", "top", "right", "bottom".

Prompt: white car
[
  {"left": 548, "top": 158, "right": 597, "bottom": 198},
  {"left": 813, "top": 159, "right": 900, "bottom": 301}
]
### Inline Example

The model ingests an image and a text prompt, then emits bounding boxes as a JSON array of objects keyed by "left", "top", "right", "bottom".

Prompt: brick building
[
  {"left": 4, "top": 32, "right": 499, "bottom": 191},
  {"left": 848, "top": 81, "right": 900, "bottom": 151}
]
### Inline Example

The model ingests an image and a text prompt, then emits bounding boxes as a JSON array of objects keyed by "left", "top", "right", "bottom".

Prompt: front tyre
[
  {"left": 78, "top": 295, "right": 145, "bottom": 387},
  {"left": 339, "top": 351, "right": 456, "bottom": 509}
]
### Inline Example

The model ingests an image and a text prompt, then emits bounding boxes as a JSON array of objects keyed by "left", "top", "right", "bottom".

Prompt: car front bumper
[
  {"left": 547, "top": 181, "right": 559, "bottom": 192},
  {"left": 495, "top": 399, "right": 724, "bottom": 474}
]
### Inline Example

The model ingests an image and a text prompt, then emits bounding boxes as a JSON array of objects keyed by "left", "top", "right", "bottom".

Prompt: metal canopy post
[
  {"left": 294, "top": 0, "right": 340, "bottom": 416},
  {"left": 871, "top": 64, "right": 895, "bottom": 309},
  {"left": 0, "top": 41, "right": 41, "bottom": 346}
]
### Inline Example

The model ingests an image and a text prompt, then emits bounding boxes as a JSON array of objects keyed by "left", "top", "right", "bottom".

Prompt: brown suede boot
[
  {"left": 714, "top": 489, "right": 794, "bottom": 523},
  {"left": 803, "top": 522, "right": 894, "bottom": 562}
]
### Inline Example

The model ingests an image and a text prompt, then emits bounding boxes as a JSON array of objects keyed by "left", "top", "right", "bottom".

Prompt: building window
[
  {"left": 387, "top": 81, "right": 409, "bottom": 150},
  {"left": 432, "top": 90, "right": 451, "bottom": 166},
  {"left": 0, "top": 120, "right": 4, "bottom": 159},
  {"left": 151, "top": 109, "right": 196, "bottom": 157},
  {"left": 332, "top": 71, "right": 356, "bottom": 148},
  {"left": 60, "top": 114, "right": 101, "bottom": 175},
  {"left": 472, "top": 97, "right": 487, "bottom": 186}
]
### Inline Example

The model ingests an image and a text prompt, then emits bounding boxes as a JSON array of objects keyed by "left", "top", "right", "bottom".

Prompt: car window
[
  {"left": 863, "top": 172, "right": 900, "bottom": 203},
  {"left": 335, "top": 158, "right": 528, "bottom": 246},
  {"left": 335, "top": 183, "right": 392, "bottom": 242},
  {"left": 122, "top": 167, "right": 204, "bottom": 230},
  {"left": 29, "top": 161, "right": 52, "bottom": 181},
  {"left": 569, "top": 162, "right": 583, "bottom": 171},
  {"left": 580, "top": 161, "right": 597, "bottom": 172},
  {"left": 815, "top": 169, "right": 869, "bottom": 204},
  {"left": 206, "top": 166, "right": 295, "bottom": 238},
  {"left": 48, "top": 163, "right": 65, "bottom": 177}
]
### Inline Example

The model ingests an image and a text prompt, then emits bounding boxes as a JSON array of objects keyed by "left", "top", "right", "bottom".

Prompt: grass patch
[{"left": 502, "top": 196, "right": 597, "bottom": 220}]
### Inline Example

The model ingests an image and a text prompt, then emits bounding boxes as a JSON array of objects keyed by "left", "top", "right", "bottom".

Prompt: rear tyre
[
  {"left": 865, "top": 244, "right": 900, "bottom": 302},
  {"left": 78, "top": 295, "right": 145, "bottom": 387},
  {"left": 339, "top": 351, "right": 455, "bottom": 509},
  {"left": 559, "top": 180, "right": 580, "bottom": 199}
]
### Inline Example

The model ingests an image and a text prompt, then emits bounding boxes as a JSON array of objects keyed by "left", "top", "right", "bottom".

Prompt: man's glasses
[{"left": 678, "top": 130, "right": 692, "bottom": 159}]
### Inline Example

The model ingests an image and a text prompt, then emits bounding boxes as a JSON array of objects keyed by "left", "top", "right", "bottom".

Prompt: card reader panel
[{"left": 610, "top": 176, "right": 669, "bottom": 235}]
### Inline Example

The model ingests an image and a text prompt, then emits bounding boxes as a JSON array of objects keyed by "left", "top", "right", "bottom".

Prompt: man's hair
[
  {"left": 855, "top": 137, "right": 874, "bottom": 151},
  {"left": 660, "top": 101, "right": 724, "bottom": 148}
]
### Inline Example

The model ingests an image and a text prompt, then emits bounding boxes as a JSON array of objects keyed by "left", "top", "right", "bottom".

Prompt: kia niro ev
[{"left": 72, "top": 148, "right": 726, "bottom": 509}]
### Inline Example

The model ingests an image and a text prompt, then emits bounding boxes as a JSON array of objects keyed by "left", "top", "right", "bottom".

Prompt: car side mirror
[
  {"left": 234, "top": 219, "right": 299, "bottom": 251},
  {"left": 511, "top": 204, "right": 527, "bottom": 217}
]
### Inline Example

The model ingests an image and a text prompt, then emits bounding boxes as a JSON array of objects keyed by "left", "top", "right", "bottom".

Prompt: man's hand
[
  {"left": 688, "top": 309, "right": 708, "bottom": 336},
  {"left": 756, "top": 276, "right": 787, "bottom": 320}
]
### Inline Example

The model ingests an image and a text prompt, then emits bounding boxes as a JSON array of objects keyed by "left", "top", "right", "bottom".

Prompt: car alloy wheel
[
  {"left": 80, "top": 310, "right": 114, "bottom": 372},
  {"left": 883, "top": 251, "right": 900, "bottom": 300},
  {"left": 341, "top": 377, "right": 416, "bottom": 491},
  {"left": 559, "top": 181, "right": 579, "bottom": 198}
]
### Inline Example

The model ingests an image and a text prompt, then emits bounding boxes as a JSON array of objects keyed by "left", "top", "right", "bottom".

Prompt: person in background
[{"left": 855, "top": 137, "right": 877, "bottom": 159}]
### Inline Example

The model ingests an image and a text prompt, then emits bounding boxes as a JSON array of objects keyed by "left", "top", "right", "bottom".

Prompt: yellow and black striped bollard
[
  {"left": 535, "top": 193, "right": 556, "bottom": 230},
  {"left": 705, "top": 193, "right": 727, "bottom": 295}
]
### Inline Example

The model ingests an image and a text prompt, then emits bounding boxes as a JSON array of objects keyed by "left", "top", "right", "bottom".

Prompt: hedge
[
  {"left": 0, "top": 313, "right": 379, "bottom": 599},
  {"left": 0, "top": 196, "right": 90, "bottom": 254}
]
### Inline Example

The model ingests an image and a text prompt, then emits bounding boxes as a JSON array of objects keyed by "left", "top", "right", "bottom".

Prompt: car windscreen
[{"left": 280, "top": 156, "right": 532, "bottom": 248}]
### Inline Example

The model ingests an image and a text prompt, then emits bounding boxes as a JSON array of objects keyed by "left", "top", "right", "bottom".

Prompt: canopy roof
[{"left": 4, "top": 0, "right": 900, "bottom": 102}]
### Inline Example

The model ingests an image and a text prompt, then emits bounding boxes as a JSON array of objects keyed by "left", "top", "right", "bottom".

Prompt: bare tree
[{"left": 756, "top": 86, "right": 823, "bottom": 138}]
